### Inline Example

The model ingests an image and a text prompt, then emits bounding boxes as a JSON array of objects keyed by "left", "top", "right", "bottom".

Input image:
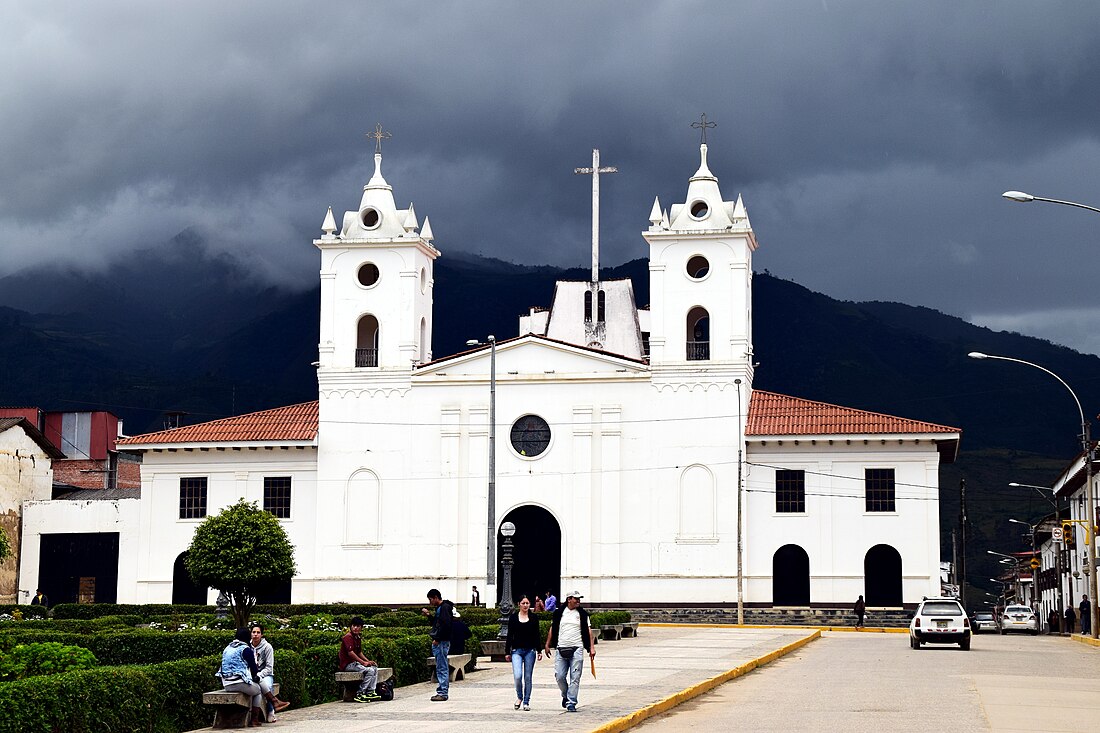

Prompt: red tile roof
[
  {"left": 746, "top": 391, "right": 960, "bottom": 436},
  {"left": 118, "top": 401, "right": 318, "bottom": 446}
]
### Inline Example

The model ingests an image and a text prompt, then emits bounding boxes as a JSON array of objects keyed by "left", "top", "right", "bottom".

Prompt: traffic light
[{"left": 1063, "top": 522, "right": 1076, "bottom": 548}]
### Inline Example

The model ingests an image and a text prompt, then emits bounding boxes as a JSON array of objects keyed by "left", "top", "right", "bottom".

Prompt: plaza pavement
[{"left": 189, "top": 625, "right": 820, "bottom": 733}]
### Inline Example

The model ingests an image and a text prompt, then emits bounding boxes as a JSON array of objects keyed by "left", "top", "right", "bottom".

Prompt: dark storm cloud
[{"left": 3, "top": 2, "right": 1100, "bottom": 349}]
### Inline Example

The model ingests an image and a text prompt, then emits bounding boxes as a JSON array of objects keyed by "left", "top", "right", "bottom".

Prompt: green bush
[
  {"left": 371, "top": 610, "right": 430, "bottom": 628},
  {"left": 590, "top": 610, "right": 632, "bottom": 626},
  {"left": 0, "top": 605, "right": 48, "bottom": 620},
  {"left": 51, "top": 603, "right": 212, "bottom": 620},
  {"left": 0, "top": 642, "right": 98, "bottom": 680}
]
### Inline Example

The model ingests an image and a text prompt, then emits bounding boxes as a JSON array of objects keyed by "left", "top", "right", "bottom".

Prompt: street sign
[
  {"left": 1053, "top": 527, "right": 1064, "bottom": 542},
  {"left": 1030, "top": 558, "right": 1040, "bottom": 569}
]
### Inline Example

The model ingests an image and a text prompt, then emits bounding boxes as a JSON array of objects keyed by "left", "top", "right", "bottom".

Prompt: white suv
[{"left": 909, "top": 597, "right": 971, "bottom": 650}]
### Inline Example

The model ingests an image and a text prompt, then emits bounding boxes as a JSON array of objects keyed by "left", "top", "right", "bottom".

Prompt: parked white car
[
  {"left": 1000, "top": 605, "right": 1039, "bottom": 635},
  {"left": 909, "top": 597, "right": 971, "bottom": 650}
]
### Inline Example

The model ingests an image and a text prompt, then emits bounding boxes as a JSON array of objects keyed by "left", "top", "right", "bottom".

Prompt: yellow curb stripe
[
  {"left": 1068, "top": 633, "right": 1100, "bottom": 648},
  {"left": 587, "top": 629, "right": 821, "bottom": 733}
]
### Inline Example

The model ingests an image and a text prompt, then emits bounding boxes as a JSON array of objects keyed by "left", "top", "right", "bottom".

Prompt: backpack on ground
[{"left": 377, "top": 679, "right": 394, "bottom": 701}]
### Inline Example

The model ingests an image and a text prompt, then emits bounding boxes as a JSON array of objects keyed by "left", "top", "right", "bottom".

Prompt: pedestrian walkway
[{"left": 189, "top": 625, "right": 818, "bottom": 733}]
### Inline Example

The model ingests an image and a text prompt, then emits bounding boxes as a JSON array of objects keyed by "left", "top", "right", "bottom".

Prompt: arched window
[
  {"left": 597, "top": 290, "right": 606, "bottom": 323},
  {"left": 865, "top": 544, "right": 903, "bottom": 607},
  {"left": 686, "top": 307, "right": 710, "bottom": 360},
  {"left": 678, "top": 464, "right": 715, "bottom": 538},
  {"left": 345, "top": 469, "right": 381, "bottom": 545},
  {"left": 584, "top": 290, "right": 593, "bottom": 322},
  {"left": 419, "top": 317, "right": 428, "bottom": 363},
  {"left": 772, "top": 545, "right": 810, "bottom": 606},
  {"left": 356, "top": 315, "right": 379, "bottom": 367}
]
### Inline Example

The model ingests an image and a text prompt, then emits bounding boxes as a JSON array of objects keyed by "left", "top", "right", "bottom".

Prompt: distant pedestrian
[
  {"left": 534, "top": 595, "right": 545, "bottom": 612},
  {"left": 544, "top": 591, "right": 557, "bottom": 613},
  {"left": 1065, "top": 605, "right": 1077, "bottom": 634},
  {"left": 854, "top": 595, "right": 866, "bottom": 628},
  {"left": 30, "top": 589, "right": 48, "bottom": 609},
  {"left": 1080, "top": 595, "right": 1091, "bottom": 635},
  {"left": 471, "top": 585, "right": 480, "bottom": 606},
  {"left": 505, "top": 596, "right": 542, "bottom": 711},
  {"left": 422, "top": 588, "right": 454, "bottom": 701},
  {"left": 1048, "top": 608, "right": 1060, "bottom": 634},
  {"left": 544, "top": 590, "right": 594, "bottom": 713},
  {"left": 339, "top": 617, "right": 381, "bottom": 703}
]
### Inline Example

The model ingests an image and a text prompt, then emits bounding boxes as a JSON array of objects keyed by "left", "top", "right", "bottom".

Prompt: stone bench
[
  {"left": 600, "top": 623, "right": 624, "bottom": 641},
  {"left": 335, "top": 667, "right": 394, "bottom": 702},
  {"left": 621, "top": 622, "right": 639, "bottom": 638},
  {"left": 203, "top": 682, "right": 279, "bottom": 729},
  {"left": 425, "top": 653, "right": 472, "bottom": 682}
]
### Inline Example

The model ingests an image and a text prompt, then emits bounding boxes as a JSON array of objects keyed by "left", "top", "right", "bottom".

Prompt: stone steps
[{"left": 624, "top": 607, "right": 912, "bottom": 628}]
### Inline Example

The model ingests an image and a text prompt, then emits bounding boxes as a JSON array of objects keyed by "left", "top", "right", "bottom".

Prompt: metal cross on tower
[
  {"left": 366, "top": 122, "right": 392, "bottom": 154},
  {"left": 574, "top": 149, "right": 618, "bottom": 283},
  {"left": 691, "top": 113, "right": 716, "bottom": 145}
]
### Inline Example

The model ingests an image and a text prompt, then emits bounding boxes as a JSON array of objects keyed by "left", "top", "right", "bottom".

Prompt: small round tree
[{"left": 185, "top": 499, "right": 296, "bottom": 627}]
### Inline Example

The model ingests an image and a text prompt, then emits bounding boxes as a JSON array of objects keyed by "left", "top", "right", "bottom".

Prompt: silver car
[
  {"left": 1000, "top": 605, "right": 1039, "bottom": 635},
  {"left": 971, "top": 611, "right": 999, "bottom": 634}
]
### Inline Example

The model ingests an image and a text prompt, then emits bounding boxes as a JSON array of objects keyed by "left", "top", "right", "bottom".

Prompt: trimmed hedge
[
  {"left": 0, "top": 605, "right": 48, "bottom": 620},
  {"left": 0, "top": 649, "right": 307, "bottom": 733},
  {"left": 51, "top": 602, "right": 393, "bottom": 620}
]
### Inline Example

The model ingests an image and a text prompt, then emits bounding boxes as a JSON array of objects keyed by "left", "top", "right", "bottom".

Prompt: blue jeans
[
  {"left": 432, "top": 640, "right": 451, "bottom": 697},
  {"left": 553, "top": 646, "right": 584, "bottom": 707},
  {"left": 510, "top": 648, "right": 537, "bottom": 704}
]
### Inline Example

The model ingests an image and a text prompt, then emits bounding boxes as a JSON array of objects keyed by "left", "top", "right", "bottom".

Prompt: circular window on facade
[
  {"left": 510, "top": 415, "right": 551, "bottom": 458},
  {"left": 357, "top": 263, "right": 380, "bottom": 287},
  {"left": 689, "top": 200, "right": 710, "bottom": 219},
  {"left": 360, "top": 207, "right": 381, "bottom": 229},
  {"left": 686, "top": 255, "right": 710, "bottom": 279}
]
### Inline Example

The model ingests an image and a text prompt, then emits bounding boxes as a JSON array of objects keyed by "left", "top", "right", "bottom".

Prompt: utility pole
[
  {"left": 951, "top": 528, "right": 959, "bottom": 591},
  {"left": 959, "top": 479, "right": 968, "bottom": 610}
]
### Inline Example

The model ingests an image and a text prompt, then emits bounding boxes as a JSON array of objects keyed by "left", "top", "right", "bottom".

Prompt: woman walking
[{"left": 505, "top": 595, "right": 542, "bottom": 710}]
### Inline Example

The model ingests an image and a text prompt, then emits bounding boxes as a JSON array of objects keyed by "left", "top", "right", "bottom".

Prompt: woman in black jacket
[{"left": 505, "top": 595, "right": 542, "bottom": 710}]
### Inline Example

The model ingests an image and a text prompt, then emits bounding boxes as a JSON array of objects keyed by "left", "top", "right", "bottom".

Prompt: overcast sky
[{"left": 4, "top": 2, "right": 1100, "bottom": 351}]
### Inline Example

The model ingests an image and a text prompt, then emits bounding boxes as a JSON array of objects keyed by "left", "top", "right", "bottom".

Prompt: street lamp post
[
  {"left": 467, "top": 336, "right": 498, "bottom": 590},
  {"left": 497, "top": 521, "right": 515, "bottom": 639},
  {"left": 969, "top": 352, "right": 1098, "bottom": 638},
  {"left": 1008, "top": 518, "right": 1038, "bottom": 609},
  {"left": 988, "top": 550, "right": 1021, "bottom": 603},
  {"left": 1009, "top": 482, "right": 1066, "bottom": 626}
]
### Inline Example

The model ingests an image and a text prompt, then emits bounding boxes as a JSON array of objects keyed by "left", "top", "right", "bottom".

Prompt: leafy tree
[
  {"left": 185, "top": 500, "right": 296, "bottom": 627},
  {"left": 0, "top": 526, "right": 10, "bottom": 564}
]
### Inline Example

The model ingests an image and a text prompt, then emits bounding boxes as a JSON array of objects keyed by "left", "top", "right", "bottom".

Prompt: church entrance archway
[
  {"left": 772, "top": 544, "right": 810, "bottom": 606},
  {"left": 864, "top": 544, "right": 903, "bottom": 607},
  {"left": 497, "top": 505, "right": 561, "bottom": 606},
  {"left": 172, "top": 552, "right": 209, "bottom": 605}
]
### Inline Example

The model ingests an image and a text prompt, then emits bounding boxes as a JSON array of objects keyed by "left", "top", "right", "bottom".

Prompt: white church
[{"left": 19, "top": 133, "right": 960, "bottom": 609}]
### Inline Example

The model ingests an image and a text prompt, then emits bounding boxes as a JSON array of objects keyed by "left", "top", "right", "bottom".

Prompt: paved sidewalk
[{"left": 190, "top": 625, "right": 818, "bottom": 732}]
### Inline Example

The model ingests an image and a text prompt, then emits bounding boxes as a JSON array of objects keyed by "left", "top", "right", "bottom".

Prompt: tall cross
[
  {"left": 366, "top": 123, "right": 392, "bottom": 154},
  {"left": 691, "top": 113, "right": 716, "bottom": 145},
  {"left": 574, "top": 149, "right": 618, "bottom": 283}
]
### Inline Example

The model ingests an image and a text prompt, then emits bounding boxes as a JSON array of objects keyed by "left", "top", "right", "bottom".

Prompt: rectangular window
[
  {"left": 865, "top": 468, "right": 896, "bottom": 512},
  {"left": 264, "top": 476, "right": 292, "bottom": 519},
  {"left": 775, "top": 470, "right": 806, "bottom": 513},
  {"left": 179, "top": 477, "right": 208, "bottom": 519}
]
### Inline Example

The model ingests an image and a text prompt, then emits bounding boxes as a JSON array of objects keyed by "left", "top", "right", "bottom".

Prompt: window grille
[
  {"left": 264, "top": 476, "right": 292, "bottom": 519},
  {"left": 775, "top": 470, "right": 806, "bottom": 513},
  {"left": 179, "top": 477, "right": 208, "bottom": 519},
  {"left": 865, "top": 468, "right": 896, "bottom": 512}
]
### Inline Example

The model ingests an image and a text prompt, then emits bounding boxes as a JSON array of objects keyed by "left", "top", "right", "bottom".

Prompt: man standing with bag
[
  {"left": 422, "top": 588, "right": 454, "bottom": 701},
  {"left": 544, "top": 590, "right": 594, "bottom": 713}
]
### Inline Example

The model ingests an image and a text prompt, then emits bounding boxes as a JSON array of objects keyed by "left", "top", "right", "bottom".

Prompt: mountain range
[{"left": 2, "top": 232, "right": 1095, "bottom": 602}]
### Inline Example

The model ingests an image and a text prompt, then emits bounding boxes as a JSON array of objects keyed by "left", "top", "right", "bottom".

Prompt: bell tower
[
  {"left": 641, "top": 137, "right": 757, "bottom": 386},
  {"left": 314, "top": 127, "right": 440, "bottom": 375}
]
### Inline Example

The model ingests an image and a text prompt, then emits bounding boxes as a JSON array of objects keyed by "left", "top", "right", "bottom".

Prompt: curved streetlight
[
  {"left": 969, "top": 351, "right": 1098, "bottom": 638},
  {"left": 1002, "top": 191, "right": 1100, "bottom": 215}
]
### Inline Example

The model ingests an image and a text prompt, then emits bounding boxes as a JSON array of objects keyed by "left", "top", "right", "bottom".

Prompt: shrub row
[
  {"left": 50, "top": 602, "right": 394, "bottom": 620},
  {"left": 0, "top": 649, "right": 306, "bottom": 733},
  {"left": 0, "top": 606, "right": 48, "bottom": 620}
]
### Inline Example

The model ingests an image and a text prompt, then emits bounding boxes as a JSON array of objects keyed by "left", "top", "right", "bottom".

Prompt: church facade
[{"left": 19, "top": 138, "right": 959, "bottom": 608}]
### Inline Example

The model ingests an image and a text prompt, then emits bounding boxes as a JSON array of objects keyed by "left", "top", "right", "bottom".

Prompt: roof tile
[
  {"left": 118, "top": 402, "right": 318, "bottom": 445},
  {"left": 746, "top": 391, "right": 959, "bottom": 436}
]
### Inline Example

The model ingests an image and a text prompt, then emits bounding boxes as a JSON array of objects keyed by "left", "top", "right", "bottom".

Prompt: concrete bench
[
  {"left": 335, "top": 667, "right": 394, "bottom": 702},
  {"left": 203, "top": 683, "right": 279, "bottom": 729},
  {"left": 621, "top": 622, "right": 639, "bottom": 638},
  {"left": 600, "top": 624, "right": 624, "bottom": 641},
  {"left": 425, "top": 653, "right": 472, "bottom": 682}
]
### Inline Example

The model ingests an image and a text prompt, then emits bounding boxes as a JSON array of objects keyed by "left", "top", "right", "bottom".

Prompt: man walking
[
  {"left": 339, "top": 617, "right": 381, "bottom": 703},
  {"left": 1080, "top": 595, "right": 1091, "bottom": 635},
  {"left": 422, "top": 588, "right": 454, "bottom": 701},
  {"left": 854, "top": 595, "right": 866, "bottom": 628},
  {"left": 544, "top": 590, "right": 595, "bottom": 713}
]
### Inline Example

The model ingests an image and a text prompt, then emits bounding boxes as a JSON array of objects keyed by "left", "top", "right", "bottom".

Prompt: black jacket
[
  {"left": 547, "top": 606, "right": 592, "bottom": 652},
  {"left": 430, "top": 600, "right": 454, "bottom": 641},
  {"left": 505, "top": 611, "right": 541, "bottom": 654}
]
